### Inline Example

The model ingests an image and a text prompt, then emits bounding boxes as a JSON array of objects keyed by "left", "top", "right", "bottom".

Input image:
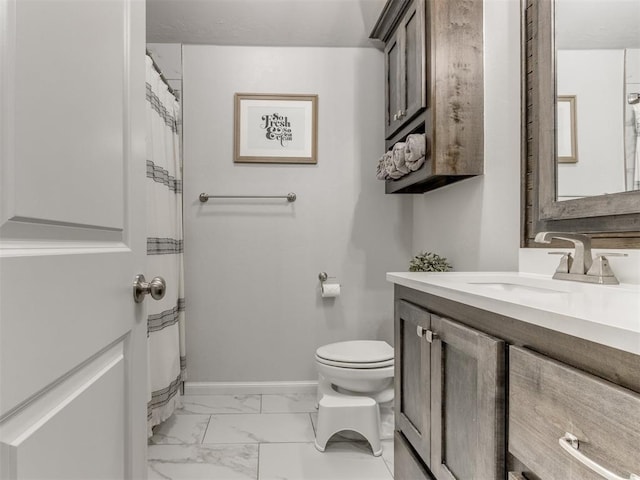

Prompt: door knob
[{"left": 133, "top": 274, "right": 166, "bottom": 303}]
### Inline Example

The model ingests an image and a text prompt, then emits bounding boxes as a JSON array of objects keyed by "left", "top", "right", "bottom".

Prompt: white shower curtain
[{"left": 145, "top": 55, "right": 186, "bottom": 434}]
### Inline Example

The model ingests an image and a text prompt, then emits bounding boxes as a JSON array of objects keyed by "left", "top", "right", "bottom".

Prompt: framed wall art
[{"left": 234, "top": 93, "right": 318, "bottom": 164}]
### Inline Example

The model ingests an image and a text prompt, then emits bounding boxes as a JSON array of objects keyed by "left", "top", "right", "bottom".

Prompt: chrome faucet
[
  {"left": 534, "top": 232, "right": 593, "bottom": 274},
  {"left": 534, "top": 232, "right": 626, "bottom": 284}
]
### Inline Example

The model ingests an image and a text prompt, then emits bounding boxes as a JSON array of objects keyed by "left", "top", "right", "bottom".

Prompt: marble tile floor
[{"left": 148, "top": 393, "right": 394, "bottom": 480}]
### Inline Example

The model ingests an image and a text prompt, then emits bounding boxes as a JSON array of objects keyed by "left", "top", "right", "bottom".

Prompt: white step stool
[{"left": 314, "top": 393, "right": 382, "bottom": 456}]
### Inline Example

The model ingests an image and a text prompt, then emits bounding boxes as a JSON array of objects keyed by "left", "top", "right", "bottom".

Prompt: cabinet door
[
  {"left": 429, "top": 315, "right": 505, "bottom": 480},
  {"left": 400, "top": 0, "right": 426, "bottom": 124},
  {"left": 395, "top": 300, "right": 431, "bottom": 468},
  {"left": 384, "top": 0, "right": 426, "bottom": 140},
  {"left": 384, "top": 30, "right": 404, "bottom": 138}
]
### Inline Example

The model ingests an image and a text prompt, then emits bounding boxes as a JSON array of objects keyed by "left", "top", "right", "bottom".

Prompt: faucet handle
[
  {"left": 586, "top": 254, "right": 627, "bottom": 284},
  {"left": 548, "top": 251, "right": 573, "bottom": 274}
]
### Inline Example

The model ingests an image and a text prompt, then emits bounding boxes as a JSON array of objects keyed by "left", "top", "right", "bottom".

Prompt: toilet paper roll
[{"left": 321, "top": 283, "right": 341, "bottom": 298}]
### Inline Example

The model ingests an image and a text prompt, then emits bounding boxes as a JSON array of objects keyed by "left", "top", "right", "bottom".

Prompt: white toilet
[{"left": 314, "top": 340, "right": 394, "bottom": 456}]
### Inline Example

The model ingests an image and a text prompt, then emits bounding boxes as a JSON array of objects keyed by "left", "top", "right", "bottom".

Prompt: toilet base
[{"left": 314, "top": 393, "right": 382, "bottom": 457}]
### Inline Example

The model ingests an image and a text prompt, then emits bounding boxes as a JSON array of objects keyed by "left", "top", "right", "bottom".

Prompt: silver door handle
[
  {"left": 133, "top": 274, "right": 166, "bottom": 303},
  {"left": 559, "top": 432, "right": 640, "bottom": 480}
]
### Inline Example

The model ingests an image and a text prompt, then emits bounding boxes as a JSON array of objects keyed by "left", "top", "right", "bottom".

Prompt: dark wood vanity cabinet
[
  {"left": 393, "top": 286, "right": 640, "bottom": 480},
  {"left": 371, "top": 0, "right": 484, "bottom": 194},
  {"left": 395, "top": 300, "right": 505, "bottom": 480}
]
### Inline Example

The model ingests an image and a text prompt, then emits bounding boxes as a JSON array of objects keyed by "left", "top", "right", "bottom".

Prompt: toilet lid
[{"left": 316, "top": 340, "right": 394, "bottom": 365}]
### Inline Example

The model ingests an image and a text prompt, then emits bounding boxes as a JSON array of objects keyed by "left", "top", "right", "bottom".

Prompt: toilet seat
[
  {"left": 315, "top": 341, "right": 394, "bottom": 368},
  {"left": 315, "top": 355, "right": 393, "bottom": 369}
]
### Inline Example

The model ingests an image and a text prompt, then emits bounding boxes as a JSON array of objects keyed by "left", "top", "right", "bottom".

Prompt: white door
[{"left": 0, "top": 1, "right": 148, "bottom": 478}]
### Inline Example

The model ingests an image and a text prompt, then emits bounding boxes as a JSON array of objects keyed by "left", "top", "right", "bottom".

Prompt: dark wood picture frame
[
  {"left": 556, "top": 95, "right": 577, "bottom": 164},
  {"left": 521, "top": 0, "right": 640, "bottom": 248}
]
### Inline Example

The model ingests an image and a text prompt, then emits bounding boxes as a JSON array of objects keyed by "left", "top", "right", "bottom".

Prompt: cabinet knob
[
  {"left": 425, "top": 330, "right": 438, "bottom": 343},
  {"left": 417, "top": 327, "right": 439, "bottom": 343},
  {"left": 393, "top": 113, "right": 398, "bottom": 121}
]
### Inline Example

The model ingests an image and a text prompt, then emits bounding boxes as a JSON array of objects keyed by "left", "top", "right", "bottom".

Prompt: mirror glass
[{"left": 555, "top": 0, "right": 640, "bottom": 201}]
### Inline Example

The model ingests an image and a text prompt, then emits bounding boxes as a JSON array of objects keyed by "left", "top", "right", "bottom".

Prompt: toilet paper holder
[{"left": 318, "top": 272, "right": 341, "bottom": 298}]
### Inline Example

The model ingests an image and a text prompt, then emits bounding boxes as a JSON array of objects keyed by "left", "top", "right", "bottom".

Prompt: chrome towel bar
[{"left": 199, "top": 192, "right": 297, "bottom": 203}]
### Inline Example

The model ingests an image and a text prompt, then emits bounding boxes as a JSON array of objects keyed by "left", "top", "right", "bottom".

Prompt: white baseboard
[{"left": 183, "top": 380, "right": 318, "bottom": 396}]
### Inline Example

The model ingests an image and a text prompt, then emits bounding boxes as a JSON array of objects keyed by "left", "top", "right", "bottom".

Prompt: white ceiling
[{"left": 146, "top": 0, "right": 388, "bottom": 48}]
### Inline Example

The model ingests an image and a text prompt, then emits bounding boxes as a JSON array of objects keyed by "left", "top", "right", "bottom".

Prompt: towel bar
[{"left": 199, "top": 192, "right": 297, "bottom": 203}]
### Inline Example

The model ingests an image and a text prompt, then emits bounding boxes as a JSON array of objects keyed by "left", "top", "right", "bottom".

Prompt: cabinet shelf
[
  {"left": 383, "top": 114, "right": 477, "bottom": 194},
  {"left": 385, "top": 162, "right": 476, "bottom": 194}
]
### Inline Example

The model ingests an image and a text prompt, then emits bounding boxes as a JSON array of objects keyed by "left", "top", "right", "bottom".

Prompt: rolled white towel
[
  {"left": 404, "top": 134, "right": 427, "bottom": 171},
  {"left": 407, "top": 155, "right": 425, "bottom": 172},
  {"left": 392, "top": 142, "right": 409, "bottom": 175},
  {"left": 384, "top": 151, "right": 404, "bottom": 179},
  {"left": 376, "top": 155, "right": 389, "bottom": 180}
]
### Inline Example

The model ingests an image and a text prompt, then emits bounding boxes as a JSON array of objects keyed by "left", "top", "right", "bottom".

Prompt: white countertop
[{"left": 387, "top": 272, "right": 640, "bottom": 355}]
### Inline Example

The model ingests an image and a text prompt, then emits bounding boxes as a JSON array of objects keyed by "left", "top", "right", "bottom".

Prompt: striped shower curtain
[
  {"left": 145, "top": 55, "right": 186, "bottom": 434},
  {"left": 633, "top": 103, "right": 640, "bottom": 191}
]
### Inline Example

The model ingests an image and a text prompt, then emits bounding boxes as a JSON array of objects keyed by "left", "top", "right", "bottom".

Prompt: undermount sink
[{"left": 467, "top": 282, "right": 568, "bottom": 295}]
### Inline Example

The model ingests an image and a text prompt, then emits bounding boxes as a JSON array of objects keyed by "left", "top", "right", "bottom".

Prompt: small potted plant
[{"left": 409, "top": 252, "right": 452, "bottom": 272}]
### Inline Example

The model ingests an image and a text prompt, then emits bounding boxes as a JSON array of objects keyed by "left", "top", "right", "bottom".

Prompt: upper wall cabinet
[{"left": 371, "top": 0, "right": 484, "bottom": 194}]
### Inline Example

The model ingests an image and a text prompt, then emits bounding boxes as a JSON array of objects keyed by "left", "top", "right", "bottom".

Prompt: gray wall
[
  {"left": 182, "top": 45, "right": 413, "bottom": 383},
  {"left": 412, "top": 0, "right": 521, "bottom": 273},
  {"left": 557, "top": 50, "right": 625, "bottom": 198}
]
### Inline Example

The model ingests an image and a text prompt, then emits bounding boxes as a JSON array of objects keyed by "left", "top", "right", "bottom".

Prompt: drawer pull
[{"left": 559, "top": 432, "right": 640, "bottom": 480}]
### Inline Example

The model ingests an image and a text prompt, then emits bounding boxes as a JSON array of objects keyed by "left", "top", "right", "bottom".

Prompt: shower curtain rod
[{"left": 146, "top": 49, "right": 178, "bottom": 99}]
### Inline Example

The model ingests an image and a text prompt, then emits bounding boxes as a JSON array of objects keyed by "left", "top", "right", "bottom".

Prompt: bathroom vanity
[{"left": 387, "top": 272, "right": 640, "bottom": 480}]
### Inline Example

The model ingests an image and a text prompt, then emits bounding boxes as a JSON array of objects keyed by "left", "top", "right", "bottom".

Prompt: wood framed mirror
[{"left": 521, "top": 0, "right": 640, "bottom": 248}]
